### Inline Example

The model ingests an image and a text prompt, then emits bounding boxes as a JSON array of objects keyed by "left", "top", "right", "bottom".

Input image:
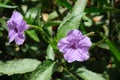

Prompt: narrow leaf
[
  {"left": 44, "top": 21, "right": 61, "bottom": 27},
  {"left": 30, "top": 60, "right": 56, "bottom": 80},
  {"left": 56, "top": 0, "right": 72, "bottom": 10},
  {"left": 46, "top": 44, "right": 55, "bottom": 60},
  {"left": 82, "top": 14, "right": 92, "bottom": 27},
  {"left": 26, "top": 30, "right": 40, "bottom": 42},
  {"left": 106, "top": 39, "right": 120, "bottom": 61},
  {"left": 25, "top": 8, "right": 39, "bottom": 24},
  {"left": 85, "top": 7, "right": 120, "bottom": 13},
  {"left": 57, "top": 0, "right": 87, "bottom": 40},
  {"left": 0, "top": 3, "right": 17, "bottom": 8},
  {"left": 0, "top": 59, "right": 41, "bottom": 76}
]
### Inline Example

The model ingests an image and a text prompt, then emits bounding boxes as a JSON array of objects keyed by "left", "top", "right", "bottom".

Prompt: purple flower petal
[
  {"left": 15, "top": 34, "right": 25, "bottom": 45},
  {"left": 8, "top": 30, "right": 18, "bottom": 42},
  {"left": 17, "top": 20, "right": 28, "bottom": 32},
  {"left": 11, "top": 11, "right": 23, "bottom": 24},
  {"left": 7, "top": 19, "right": 16, "bottom": 30},
  {"left": 78, "top": 36, "right": 92, "bottom": 47},
  {"left": 57, "top": 29, "right": 92, "bottom": 63},
  {"left": 7, "top": 11, "right": 28, "bottom": 45},
  {"left": 58, "top": 37, "right": 70, "bottom": 53},
  {"left": 64, "top": 49, "right": 89, "bottom": 63},
  {"left": 12, "top": 11, "right": 23, "bottom": 19},
  {"left": 67, "top": 29, "right": 82, "bottom": 38}
]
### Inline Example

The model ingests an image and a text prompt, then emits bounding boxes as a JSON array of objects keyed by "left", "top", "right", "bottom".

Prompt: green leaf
[
  {"left": 25, "top": 8, "right": 39, "bottom": 24},
  {"left": 44, "top": 21, "right": 61, "bottom": 27},
  {"left": 0, "top": 31, "right": 2, "bottom": 37},
  {"left": 85, "top": 7, "right": 120, "bottom": 13},
  {"left": 0, "top": 3, "right": 17, "bottom": 8},
  {"left": 26, "top": 30, "right": 40, "bottom": 42},
  {"left": 0, "top": 59, "right": 41, "bottom": 76},
  {"left": 30, "top": 60, "right": 56, "bottom": 80},
  {"left": 56, "top": 0, "right": 72, "bottom": 10},
  {"left": 106, "top": 39, "right": 120, "bottom": 61},
  {"left": 76, "top": 67, "right": 106, "bottom": 80},
  {"left": 82, "top": 14, "right": 92, "bottom": 27},
  {"left": 0, "top": 18, "right": 8, "bottom": 30},
  {"left": 56, "top": 0, "right": 87, "bottom": 40},
  {"left": 46, "top": 44, "right": 55, "bottom": 60}
]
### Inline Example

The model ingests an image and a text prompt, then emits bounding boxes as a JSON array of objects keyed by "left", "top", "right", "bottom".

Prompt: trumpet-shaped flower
[
  {"left": 57, "top": 30, "right": 92, "bottom": 63},
  {"left": 7, "top": 11, "right": 28, "bottom": 45}
]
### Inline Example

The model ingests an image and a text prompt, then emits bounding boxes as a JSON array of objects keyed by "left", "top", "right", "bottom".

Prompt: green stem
[
  {"left": 28, "top": 24, "right": 51, "bottom": 43},
  {"left": 62, "top": 67, "right": 79, "bottom": 80},
  {"left": 91, "top": 38, "right": 107, "bottom": 49},
  {"left": 85, "top": 31, "right": 95, "bottom": 36}
]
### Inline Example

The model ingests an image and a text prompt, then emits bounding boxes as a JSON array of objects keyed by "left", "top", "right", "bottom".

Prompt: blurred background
[{"left": 0, "top": 0, "right": 120, "bottom": 80}]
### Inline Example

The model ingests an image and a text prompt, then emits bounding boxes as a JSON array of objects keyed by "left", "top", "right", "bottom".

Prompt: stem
[
  {"left": 62, "top": 67, "right": 79, "bottom": 80},
  {"left": 28, "top": 24, "right": 51, "bottom": 43},
  {"left": 91, "top": 38, "right": 107, "bottom": 49},
  {"left": 85, "top": 31, "right": 95, "bottom": 36}
]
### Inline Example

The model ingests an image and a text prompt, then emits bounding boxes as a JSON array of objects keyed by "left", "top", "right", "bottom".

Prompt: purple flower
[
  {"left": 57, "top": 30, "right": 92, "bottom": 63},
  {"left": 7, "top": 11, "right": 28, "bottom": 45}
]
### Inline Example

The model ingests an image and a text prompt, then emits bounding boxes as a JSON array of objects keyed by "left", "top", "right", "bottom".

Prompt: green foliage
[
  {"left": 85, "top": 7, "right": 119, "bottom": 13},
  {"left": 30, "top": 60, "right": 56, "bottom": 80},
  {"left": 0, "top": 3, "right": 17, "bottom": 8},
  {"left": 46, "top": 44, "right": 55, "bottom": 60},
  {"left": 56, "top": 0, "right": 72, "bottom": 10},
  {"left": 76, "top": 67, "right": 106, "bottom": 80},
  {"left": 26, "top": 30, "right": 40, "bottom": 42},
  {"left": 106, "top": 39, "right": 120, "bottom": 62},
  {"left": 25, "top": 8, "right": 40, "bottom": 24},
  {"left": 0, "top": 59, "right": 41, "bottom": 76},
  {"left": 82, "top": 14, "right": 92, "bottom": 27},
  {"left": 57, "top": 0, "right": 87, "bottom": 40}
]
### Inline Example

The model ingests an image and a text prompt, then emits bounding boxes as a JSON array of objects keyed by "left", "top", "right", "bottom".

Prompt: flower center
[
  {"left": 71, "top": 42, "right": 77, "bottom": 49},
  {"left": 12, "top": 21, "right": 18, "bottom": 32},
  {"left": 15, "top": 27, "right": 18, "bottom": 32}
]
